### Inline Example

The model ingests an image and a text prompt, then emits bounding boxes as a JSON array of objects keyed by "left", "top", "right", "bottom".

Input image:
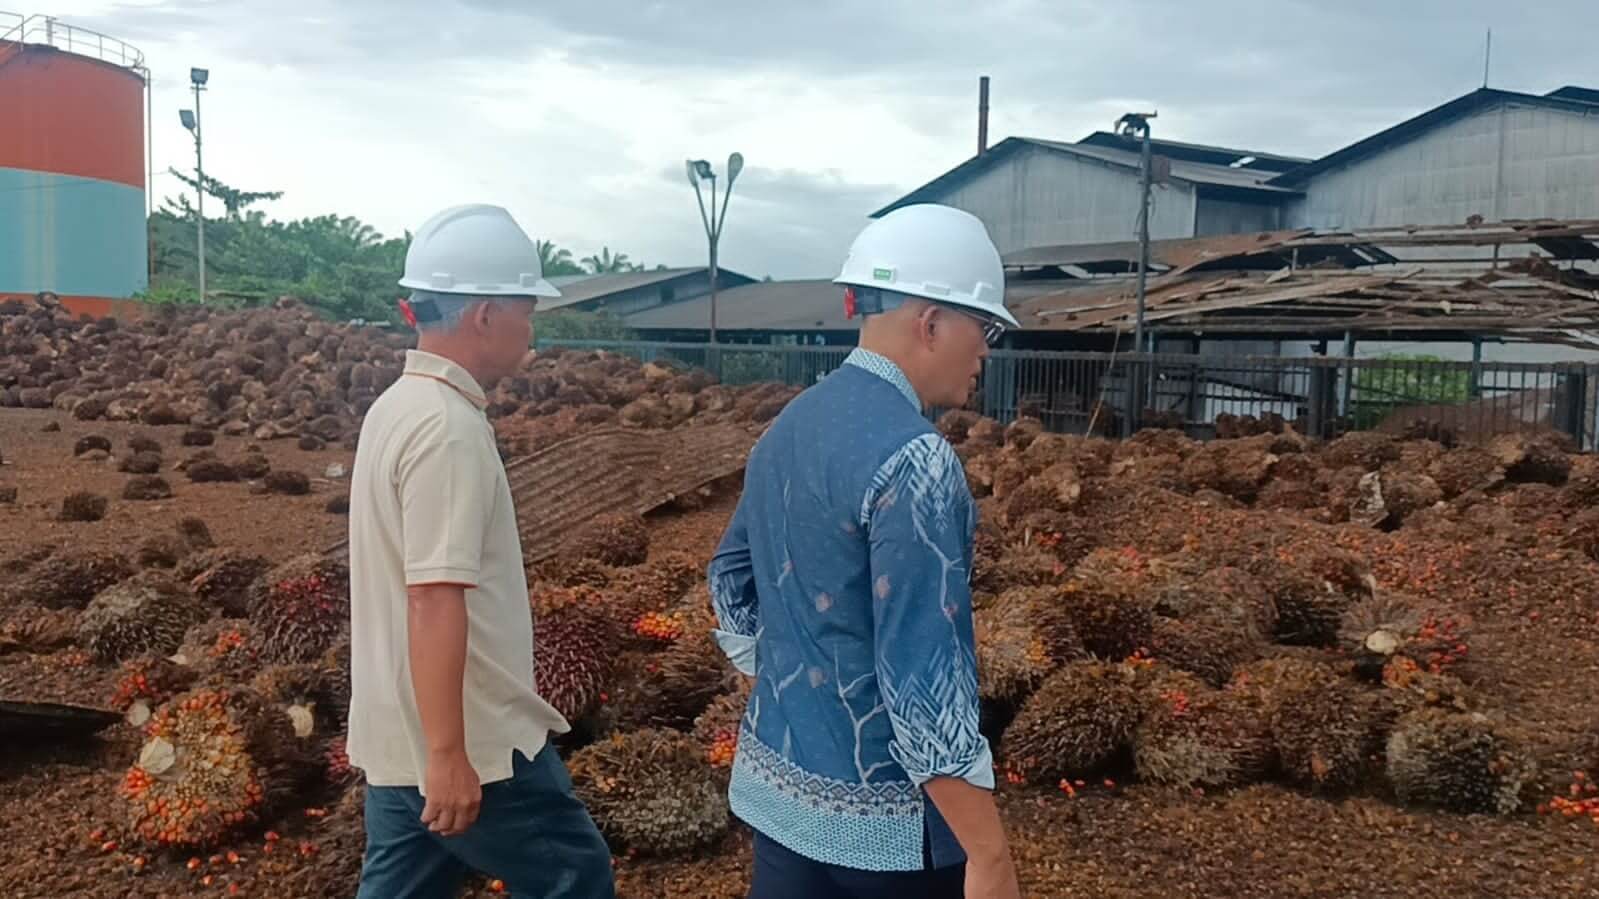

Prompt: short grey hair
[{"left": 409, "top": 290, "right": 484, "bottom": 333}]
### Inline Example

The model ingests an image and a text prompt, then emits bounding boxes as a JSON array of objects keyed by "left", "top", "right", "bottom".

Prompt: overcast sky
[{"left": 52, "top": 1, "right": 1599, "bottom": 279}]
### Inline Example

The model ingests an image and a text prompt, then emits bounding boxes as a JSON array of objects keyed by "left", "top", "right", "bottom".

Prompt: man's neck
[
  {"left": 856, "top": 338, "right": 928, "bottom": 410},
  {"left": 415, "top": 337, "right": 490, "bottom": 388}
]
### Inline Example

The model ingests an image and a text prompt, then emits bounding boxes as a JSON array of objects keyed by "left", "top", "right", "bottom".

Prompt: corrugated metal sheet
[
  {"left": 1287, "top": 101, "right": 1599, "bottom": 229},
  {"left": 923, "top": 141, "right": 1201, "bottom": 255}
]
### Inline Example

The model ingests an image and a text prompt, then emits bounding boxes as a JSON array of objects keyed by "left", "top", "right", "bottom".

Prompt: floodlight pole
[{"left": 193, "top": 78, "right": 205, "bottom": 304}]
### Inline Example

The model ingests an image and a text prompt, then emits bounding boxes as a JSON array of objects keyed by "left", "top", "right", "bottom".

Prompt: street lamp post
[
  {"left": 179, "top": 67, "right": 209, "bottom": 302},
  {"left": 686, "top": 153, "right": 744, "bottom": 345}
]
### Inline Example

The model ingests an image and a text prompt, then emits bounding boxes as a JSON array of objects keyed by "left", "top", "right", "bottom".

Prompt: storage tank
[{"left": 0, "top": 13, "right": 148, "bottom": 316}]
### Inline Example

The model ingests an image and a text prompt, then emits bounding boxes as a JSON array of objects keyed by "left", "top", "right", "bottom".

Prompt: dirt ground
[{"left": 3, "top": 407, "right": 1598, "bottom": 898}]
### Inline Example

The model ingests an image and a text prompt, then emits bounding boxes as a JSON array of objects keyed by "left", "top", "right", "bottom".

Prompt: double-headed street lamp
[
  {"left": 179, "top": 67, "right": 209, "bottom": 302},
  {"left": 685, "top": 152, "right": 744, "bottom": 344}
]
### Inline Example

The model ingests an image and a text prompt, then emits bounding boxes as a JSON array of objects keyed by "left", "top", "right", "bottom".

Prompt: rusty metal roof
[{"left": 1007, "top": 219, "right": 1599, "bottom": 344}]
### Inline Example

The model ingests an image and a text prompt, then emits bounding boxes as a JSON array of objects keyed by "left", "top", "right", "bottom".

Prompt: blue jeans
[
  {"left": 357, "top": 744, "right": 615, "bottom": 899},
  {"left": 747, "top": 830, "right": 964, "bottom": 899}
]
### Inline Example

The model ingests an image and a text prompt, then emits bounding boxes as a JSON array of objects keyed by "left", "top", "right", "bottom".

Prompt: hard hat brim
[{"left": 397, "top": 277, "right": 561, "bottom": 299}]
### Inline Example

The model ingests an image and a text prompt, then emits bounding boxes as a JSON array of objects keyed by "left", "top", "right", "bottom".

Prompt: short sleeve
[{"left": 396, "top": 412, "right": 497, "bottom": 588}]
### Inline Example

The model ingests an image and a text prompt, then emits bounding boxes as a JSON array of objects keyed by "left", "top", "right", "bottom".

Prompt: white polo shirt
[{"left": 345, "top": 349, "right": 568, "bottom": 790}]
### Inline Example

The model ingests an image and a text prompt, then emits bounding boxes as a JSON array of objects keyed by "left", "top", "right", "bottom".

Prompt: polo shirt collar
[
  {"left": 404, "top": 350, "right": 488, "bottom": 410},
  {"left": 843, "top": 347, "right": 922, "bottom": 411}
]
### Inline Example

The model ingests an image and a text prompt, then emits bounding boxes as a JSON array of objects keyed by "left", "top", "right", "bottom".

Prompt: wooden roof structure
[{"left": 1007, "top": 219, "right": 1599, "bottom": 345}]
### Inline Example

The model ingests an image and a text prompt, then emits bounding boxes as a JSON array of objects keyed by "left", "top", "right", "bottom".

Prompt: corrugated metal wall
[
  {"left": 929, "top": 144, "right": 1198, "bottom": 254},
  {"left": 1194, "top": 193, "right": 1283, "bottom": 235},
  {"left": 0, "top": 42, "right": 147, "bottom": 300},
  {"left": 1287, "top": 101, "right": 1599, "bottom": 229}
]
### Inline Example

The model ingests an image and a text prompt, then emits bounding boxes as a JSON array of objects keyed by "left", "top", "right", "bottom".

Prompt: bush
[{"left": 1350, "top": 355, "right": 1471, "bottom": 431}]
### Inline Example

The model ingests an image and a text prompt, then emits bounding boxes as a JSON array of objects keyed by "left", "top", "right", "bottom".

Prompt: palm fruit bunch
[
  {"left": 1050, "top": 552, "right": 1156, "bottom": 661},
  {"left": 249, "top": 554, "right": 350, "bottom": 664},
  {"left": 1134, "top": 686, "right": 1274, "bottom": 790},
  {"left": 1259, "top": 568, "right": 1356, "bottom": 647},
  {"left": 1147, "top": 610, "right": 1263, "bottom": 688},
  {"left": 1319, "top": 431, "right": 1401, "bottom": 472},
  {"left": 608, "top": 550, "right": 703, "bottom": 616},
  {"left": 324, "top": 736, "right": 360, "bottom": 788},
  {"left": 534, "top": 607, "right": 618, "bottom": 723},
  {"left": 623, "top": 628, "right": 743, "bottom": 730},
  {"left": 1151, "top": 564, "right": 1277, "bottom": 640},
  {"left": 565, "top": 513, "right": 650, "bottom": 567},
  {"left": 0, "top": 604, "right": 79, "bottom": 654},
  {"left": 176, "top": 619, "right": 265, "bottom": 684},
  {"left": 77, "top": 572, "right": 206, "bottom": 662},
  {"left": 975, "top": 590, "right": 1077, "bottom": 710},
  {"left": 692, "top": 681, "right": 752, "bottom": 774},
  {"left": 1386, "top": 708, "right": 1534, "bottom": 815},
  {"left": 253, "top": 662, "right": 349, "bottom": 741},
  {"left": 9, "top": 549, "right": 133, "bottom": 609},
  {"left": 181, "top": 549, "right": 273, "bottom": 617},
  {"left": 1231, "top": 658, "right": 1387, "bottom": 793},
  {"left": 121, "top": 688, "right": 314, "bottom": 849},
  {"left": 110, "top": 654, "right": 199, "bottom": 726},
  {"left": 568, "top": 729, "right": 730, "bottom": 857},
  {"left": 1339, "top": 594, "right": 1470, "bottom": 681},
  {"left": 1001, "top": 661, "right": 1145, "bottom": 785},
  {"left": 528, "top": 554, "right": 612, "bottom": 589}
]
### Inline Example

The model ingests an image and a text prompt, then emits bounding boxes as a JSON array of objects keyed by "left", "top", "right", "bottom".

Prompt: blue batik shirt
[{"left": 708, "top": 348, "right": 993, "bottom": 873}]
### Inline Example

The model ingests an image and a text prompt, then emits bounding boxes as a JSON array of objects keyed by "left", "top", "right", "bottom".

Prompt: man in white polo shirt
[{"left": 348, "top": 204, "right": 614, "bottom": 898}]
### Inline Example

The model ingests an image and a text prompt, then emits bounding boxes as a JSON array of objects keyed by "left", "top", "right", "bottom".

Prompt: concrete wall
[
  {"left": 1287, "top": 100, "right": 1599, "bottom": 229},
  {"left": 929, "top": 144, "right": 1198, "bottom": 254}
]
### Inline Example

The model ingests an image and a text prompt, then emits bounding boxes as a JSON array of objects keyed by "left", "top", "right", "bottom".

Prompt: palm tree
[
  {"left": 536, "top": 240, "right": 582, "bottom": 275},
  {"left": 582, "top": 246, "right": 633, "bottom": 274}
]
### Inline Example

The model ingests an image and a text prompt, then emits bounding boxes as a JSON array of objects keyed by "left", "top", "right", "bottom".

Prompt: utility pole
[
  {"left": 1116, "top": 111, "right": 1157, "bottom": 353},
  {"left": 179, "top": 67, "right": 210, "bottom": 302}
]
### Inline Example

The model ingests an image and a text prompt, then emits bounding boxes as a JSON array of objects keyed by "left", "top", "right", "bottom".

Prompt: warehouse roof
[
  {"left": 539, "top": 267, "right": 755, "bottom": 312},
  {"left": 625, "top": 280, "right": 851, "bottom": 331},
  {"left": 873, "top": 135, "right": 1299, "bottom": 218},
  {"left": 1268, "top": 87, "right": 1599, "bottom": 186}
]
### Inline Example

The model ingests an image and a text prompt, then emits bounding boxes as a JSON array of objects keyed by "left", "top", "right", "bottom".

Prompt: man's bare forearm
[
  {"left": 407, "top": 584, "right": 469, "bottom": 756},
  {"left": 923, "top": 776, "right": 1012, "bottom": 864}
]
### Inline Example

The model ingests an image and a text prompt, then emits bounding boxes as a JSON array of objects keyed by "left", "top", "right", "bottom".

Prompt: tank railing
[{"left": 0, "top": 13, "right": 144, "bottom": 69}]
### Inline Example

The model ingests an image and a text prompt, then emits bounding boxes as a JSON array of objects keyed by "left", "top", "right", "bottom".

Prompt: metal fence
[{"left": 536, "top": 339, "right": 1599, "bottom": 449}]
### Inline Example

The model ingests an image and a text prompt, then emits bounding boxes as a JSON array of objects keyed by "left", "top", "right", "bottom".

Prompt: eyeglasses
[{"left": 944, "top": 305, "right": 1007, "bottom": 346}]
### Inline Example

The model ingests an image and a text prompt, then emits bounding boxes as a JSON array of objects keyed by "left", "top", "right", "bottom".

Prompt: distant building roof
[
  {"left": 1268, "top": 87, "right": 1599, "bottom": 186},
  {"left": 1076, "top": 131, "right": 1309, "bottom": 173},
  {"left": 874, "top": 135, "right": 1298, "bottom": 218},
  {"left": 624, "top": 280, "right": 850, "bottom": 331},
  {"left": 538, "top": 267, "right": 754, "bottom": 312}
]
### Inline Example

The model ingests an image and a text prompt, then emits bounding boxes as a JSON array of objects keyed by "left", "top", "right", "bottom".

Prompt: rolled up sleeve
[
  {"left": 397, "top": 413, "right": 496, "bottom": 588},
  {"left": 866, "top": 433, "right": 993, "bottom": 790},
  {"left": 708, "top": 494, "right": 759, "bottom": 675}
]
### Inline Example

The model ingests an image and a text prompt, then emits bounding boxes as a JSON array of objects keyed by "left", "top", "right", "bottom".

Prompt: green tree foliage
[
  {"left": 1350, "top": 353, "right": 1472, "bottom": 429},
  {"left": 582, "top": 247, "right": 639, "bottom": 274},
  {"left": 146, "top": 190, "right": 649, "bottom": 323}
]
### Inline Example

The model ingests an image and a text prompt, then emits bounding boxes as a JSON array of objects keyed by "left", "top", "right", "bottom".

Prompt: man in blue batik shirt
[{"left": 708, "top": 204, "right": 1022, "bottom": 899}]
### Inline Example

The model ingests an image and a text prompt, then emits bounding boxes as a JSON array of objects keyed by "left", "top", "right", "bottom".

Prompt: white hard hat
[
  {"left": 834, "top": 203, "right": 1017, "bottom": 328},
  {"left": 398, "top": 204, "right": 559, "bottom": 298}
]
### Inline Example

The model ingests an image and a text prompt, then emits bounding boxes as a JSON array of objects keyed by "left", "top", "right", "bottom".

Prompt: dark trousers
[
  {"left": 357, "top": 744, "right": 615, "bottom": 899},
  {"left": 747, "top": 830, "right": 965, "bottom": 899}
]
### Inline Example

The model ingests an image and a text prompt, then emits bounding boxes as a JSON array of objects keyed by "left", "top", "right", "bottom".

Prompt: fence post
[
  {"left": 1560, "top": 367, "right": 1589, "bottom": 448},
  {"left": 1306, "top": 363, "right": 1333, "bottom": 440},
  {"left": 1124, "top": 354, "right": 1146, "bottom": 437}
]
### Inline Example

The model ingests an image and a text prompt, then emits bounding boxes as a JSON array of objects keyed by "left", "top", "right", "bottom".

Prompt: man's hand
[
  {"left": 964, "top": 851, "right": 1021, "bottom": 899},
  {"left": 420, "top": 748, "right": 481, "bottom": 837}
]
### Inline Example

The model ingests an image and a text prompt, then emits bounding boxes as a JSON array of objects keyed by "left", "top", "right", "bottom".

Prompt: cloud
[{"left": 46, "top": 0, "right": 1599, "bottom": 280}]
